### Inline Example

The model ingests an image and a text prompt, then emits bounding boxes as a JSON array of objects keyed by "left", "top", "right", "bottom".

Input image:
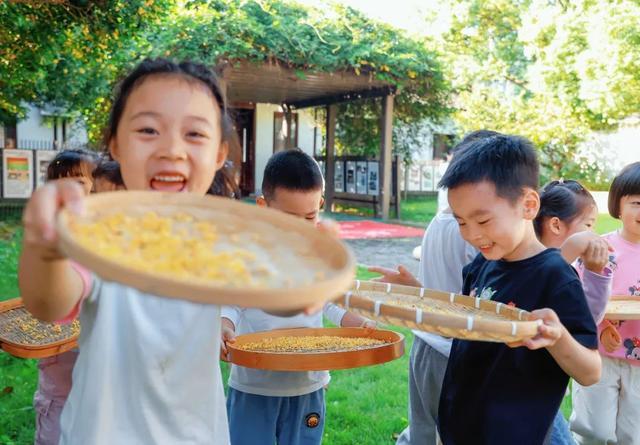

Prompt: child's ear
[
  {"left": 215, "top": 141, "right": 229, "bottom": 170},
  {"left": 108, "top": 139, "right": 119, "bottom": 161},
  {"left": 548, "top": 217, "right": 562, "bottom": 236},
  {"left": 320, "top": 196, "right": 325, "bottom": 209},
  {"left": 256, "top": 196, "right": 267, "bottom": 207},
  {"left": 522, "top": 188, "right": 540, "bottom": 221}
]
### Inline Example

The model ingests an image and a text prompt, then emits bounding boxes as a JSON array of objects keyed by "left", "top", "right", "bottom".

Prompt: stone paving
[{"left": 345, "top": 236, "right": 422, "bottom": 276}]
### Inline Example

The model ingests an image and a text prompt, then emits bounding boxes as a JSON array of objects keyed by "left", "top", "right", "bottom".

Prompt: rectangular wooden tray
[
  {"left": 226, "top": 327, "right": 404, "bottom": 371},
  {"left": 605, "top": 296, "right": 640, "bottom": 320},
  {"left": 0, "top": 298, "right": 79, "bottom": 359}
]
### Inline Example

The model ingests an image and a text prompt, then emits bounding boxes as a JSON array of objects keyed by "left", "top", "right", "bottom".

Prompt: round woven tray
[
  {"left": 56, "top": 191, "right": 355, "bottom": 310},
  {"left": 335, "top": 281, "right": 542, "bottom": 343},
  {"left": 605, "top": 296, "right": 640, "bottom": 320},
  {"left": 226, "top": 327, "right": 404, "bottom": 371},
  {"left": 0, "top": 298, "right": 79, "bottom": 359}
]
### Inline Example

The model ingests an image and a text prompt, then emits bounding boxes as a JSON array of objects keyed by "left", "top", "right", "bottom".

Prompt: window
[{"left": 273, "top": 112, "right": 298, "bottom": 152}]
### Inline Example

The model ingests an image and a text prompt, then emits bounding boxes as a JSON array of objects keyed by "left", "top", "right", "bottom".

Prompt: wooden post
[
  {"left": 325, "top": 104, "right": 337, "bottom": 213},
  {"left": 379, "top": 94, "right": 394, "bottom": 219},
  {"left": 394, "top": 155, "right": 402, "bottom": 220}
]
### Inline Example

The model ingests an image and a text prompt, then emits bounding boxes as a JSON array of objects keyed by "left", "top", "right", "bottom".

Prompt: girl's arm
[
  {"left": 19, "top": 180, "right": 86, "bottom": 321},
  {"left": 582, "top": 270, "right": 612, "bottom": 324}
]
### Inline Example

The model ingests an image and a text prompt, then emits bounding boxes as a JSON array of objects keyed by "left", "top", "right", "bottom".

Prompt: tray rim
[
  {"left": 0, "top": 297, "right": 79, "bottom": 359},
  {"left": 226, "top": 326, "right": 405, "bottom": 371},
  {"left": 56, "top": 191, "right": 356, "bottom": 310},
  {"left": 337, "top": 280, "right": 542, "bottom": 342},
  {"left": 605, "top": 295, "right": 640, "bottom": 320}
]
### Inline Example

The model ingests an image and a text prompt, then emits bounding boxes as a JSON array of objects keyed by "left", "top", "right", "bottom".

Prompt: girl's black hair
[
  {"left": 92, "top": 159, "right": 124, "bottom": 187},
  {"left": 534, "top": 179, "right": 596, "bottom": 237},
  {"left": 105, "top": 58, "right": 240, "bottom": 199},
  {"left": 46, "top": 148, "right": 99, "bottom": 181},
  {"left": 608, "top": 162, "right": 640, "bottom": 219}
]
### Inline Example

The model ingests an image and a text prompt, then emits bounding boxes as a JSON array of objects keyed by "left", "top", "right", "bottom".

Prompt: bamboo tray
[
  {"left": 605, "top": 296, "right": 640, "bottom": 320},
  {"left": 226, "top": 327, "right": 404, "bottom": 371},
  {"left": 56, "top": 191, "right": 355, "bottom": 310},
  {"left": 0, "top": 298, "right": 79, "bottom": 359},
  {"left": 335, "top": 281, "right": 542, "bottom": 343}
]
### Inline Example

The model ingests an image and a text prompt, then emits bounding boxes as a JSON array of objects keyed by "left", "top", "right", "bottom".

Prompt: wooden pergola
[{"left": 218, "top": 61, "right": 399, "bottom": 219}]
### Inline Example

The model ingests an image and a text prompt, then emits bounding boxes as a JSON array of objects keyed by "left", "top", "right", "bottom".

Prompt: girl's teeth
[{"left": 154, "top": 176, "right": 184, "bottom": 182}]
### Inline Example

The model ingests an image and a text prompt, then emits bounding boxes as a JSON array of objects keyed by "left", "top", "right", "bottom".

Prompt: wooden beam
[
  {"left": 379, "top": 94, "right": 394, "bottom": 219},
  {"left": 287, "top": 86, "right": 397, "bottom": 109},
  {"left": 324, "top": 104, "right": 337, "bottom": 213}
]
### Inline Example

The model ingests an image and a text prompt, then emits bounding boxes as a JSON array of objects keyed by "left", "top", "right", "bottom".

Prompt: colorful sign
[
  {"left": 2, "top": 149, "right": 34, "bottom": 198},
  {"left": 35, "top": 150, "right": 57, "bottom": 188}
]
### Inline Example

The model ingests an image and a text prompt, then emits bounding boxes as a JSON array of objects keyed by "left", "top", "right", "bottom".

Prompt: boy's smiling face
[
  {"left": 449, "top": 180, "right": 542, "bottom": 261},
  {"left": 257, "top": 187, "right": 323, "bottom": 224}
]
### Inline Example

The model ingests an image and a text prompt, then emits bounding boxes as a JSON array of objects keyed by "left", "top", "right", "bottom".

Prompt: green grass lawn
[{"left": 0, "top": 209, "right": 622, "bottom": 444}]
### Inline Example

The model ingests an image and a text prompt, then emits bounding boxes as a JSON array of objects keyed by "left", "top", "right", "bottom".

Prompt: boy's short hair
[
  {"left": 92, "top": 160, "right": 124, "bottom": 187},
  {"left": 608, "top": 161, "right": 640, "bottom": 218},
  {"left": 261, "top": 149, "right": 324, "bottom": 200},
  {"left": 46, "top": 148, "right": 98, "bottom": 181},
  {"left": 438, "top": 134, "right": 539, "bottom": 202}
]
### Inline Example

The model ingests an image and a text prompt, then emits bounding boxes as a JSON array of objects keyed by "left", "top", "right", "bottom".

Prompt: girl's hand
[
  {"left": 508, "top": 309, "right": 563, "bottom": 350},
  {"left": 220, "top": 318, "right": 236, "bottom": 361},
  {"left": 581, "top": 238, "right": 613, "bottom": 274},
  {"left": 367, "top": 265, "right": 421, "bottom": 287},
  {"left": 600, "top": 324, "right": 622, "bottom": 353},
  {"left": 22, "top": 179, "right": 85, "bottom": 261}
]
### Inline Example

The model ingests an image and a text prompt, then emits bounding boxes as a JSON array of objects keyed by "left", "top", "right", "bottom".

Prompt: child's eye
[
  {"left": 478, "top": 219, "right": 490, "bottom": 225},
  {"left": 457, "top": 221, "right": 466, "bottom": 227},
  {"left": 187, "top": 131, "right": 207, "bottom": 138},
  {"left": 137, "top": 127, "right": 157, "bottom": 135}
]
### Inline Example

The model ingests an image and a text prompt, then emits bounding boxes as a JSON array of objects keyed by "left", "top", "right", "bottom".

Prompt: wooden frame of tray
[
  {"left": 605, "top": 296, "right": 640, "bottom": 320},
  {"left": 0, "top": 298, "right": 78, "bottom": 359},
  {"left": 225, "top": 327, "right": 404, "bottom": 371},
  {"left": 335, "top": 280, "right": 542, "bottom": 343},
  {"left": 56, "top": 191, "right": 355, "bottom": 311}
]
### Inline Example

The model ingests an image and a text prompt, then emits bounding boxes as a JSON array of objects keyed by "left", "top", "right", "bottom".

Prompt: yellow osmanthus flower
[
  {"left": 236, "top": 336, "right": 387, "bottom": 353},
  {"left": 70, "top": 211, "right": 267, "bottom": 287}
]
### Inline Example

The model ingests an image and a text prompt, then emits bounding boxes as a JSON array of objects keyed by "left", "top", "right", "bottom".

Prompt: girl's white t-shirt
[{"left": 60, "top": 277, "right": 229, "bottom": 445}]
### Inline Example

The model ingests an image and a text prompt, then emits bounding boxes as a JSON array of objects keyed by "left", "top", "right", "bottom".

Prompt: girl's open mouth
[{"left": 150, "top": 174, "right": 187, "bottom": 192}]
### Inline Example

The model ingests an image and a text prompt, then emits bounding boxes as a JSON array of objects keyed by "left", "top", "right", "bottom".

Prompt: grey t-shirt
[{"left": 415, "top": 210, "right": 477, "bottom": 356}]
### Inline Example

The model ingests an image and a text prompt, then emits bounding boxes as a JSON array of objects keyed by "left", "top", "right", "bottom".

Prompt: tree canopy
[
  {"left": 435, "top": 0, "right": 640, "bottom": 187},
  {"left": 0, "top": 0, "right": 450, "bottom": 146}
]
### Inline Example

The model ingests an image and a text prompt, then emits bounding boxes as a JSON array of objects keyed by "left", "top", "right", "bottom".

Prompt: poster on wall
[
  {"left": 35, "top": 150, "right": 57, "bottom": 188},
  {"left": 421, "top": 163, "right": 435, "bottom": 192},
  {"left": 334, "top": 160, "right": 344, "bottom": 193},
  {"left": 356, "top": 161, "right": 368, "bottom": 194},
  {"left": 345, "top": 161, "right": 356, "bottom": 193},
  {"left": 367, "top": 161, "right": 379, "bottom": 195},
  {"left": 2, "top": 149, "right": 34, "bottom": 198}
]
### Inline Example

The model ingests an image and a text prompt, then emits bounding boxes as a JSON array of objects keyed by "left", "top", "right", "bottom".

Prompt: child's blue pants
[{"left": 227, "top": 387, "right": 325, "bottom": 445}]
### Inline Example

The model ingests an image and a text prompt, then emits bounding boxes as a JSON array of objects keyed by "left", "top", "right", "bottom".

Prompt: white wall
[
  {"left": 17, "top": 104, "right": 54, "bottom": 144},
  {"left": 254, "top": 104, "right": 318, "bottom": 194},
  {"left": 255, "top": 103, "right": 280, "bottom": 194},
  {"left": 15, "top": 104, "right": 88, "bottom": 149},
  {"left": 297, "top": 109, "right": 318, "bottom": 157}
]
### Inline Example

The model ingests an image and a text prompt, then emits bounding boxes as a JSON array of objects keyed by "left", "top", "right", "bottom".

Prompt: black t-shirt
[{"left": 438, "top": 248, "right": 597, "bottom": 445}]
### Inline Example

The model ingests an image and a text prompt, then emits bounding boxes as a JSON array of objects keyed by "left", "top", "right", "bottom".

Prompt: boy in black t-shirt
[{"left": 436, "top": 135, "right": 601, "bottom": 445}]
